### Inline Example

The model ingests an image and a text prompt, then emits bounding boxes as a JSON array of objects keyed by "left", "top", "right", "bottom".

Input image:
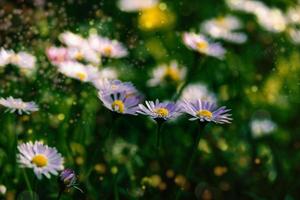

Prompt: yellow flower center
[
  {"left": 31, "top": 154, "right": 48, "bottom": 168},
  {"left": 103, "top": 46, "right": 112, "bottom": 56},
  {"left": 10, "top": 54, "right": 20, "bottom": 63},
  {"left": 197, "top": 41, "right": 209, "bottom": 52},
  {"left": 75, "top": 52, "right": 84, "bottom": 60},
  {"left": 215, "top": 17, "right": 227, "bottom": 27},
  {"left": 111, "top": 100, "right": 125, "bottom": 113},
  {"left": 164, "top": 67, "right": 180, "bottom": 82},
  {"left": 196, "top": 110, "right": 213, "bottom": 119},
  {"left": 75, "top": 72, "right": 87, "bottom": 81},
  {"left": 154, "top": 108, "right": 169, "bottom": 117}
]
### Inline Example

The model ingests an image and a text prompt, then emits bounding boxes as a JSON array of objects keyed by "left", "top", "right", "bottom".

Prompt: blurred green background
[{"left": 0, "top": 0, "right": 300, "bottom": 199}]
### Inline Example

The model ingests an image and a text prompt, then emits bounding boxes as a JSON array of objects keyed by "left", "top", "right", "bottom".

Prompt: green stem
[
  {"left": 23, "top": 169, "right": 34, "bottom": 199},
  {"left": 175, "top": 122, "right": 207, "bottom": 200},
  {"left": 113, "top": 174, "right": 119, "bottom": 200}
]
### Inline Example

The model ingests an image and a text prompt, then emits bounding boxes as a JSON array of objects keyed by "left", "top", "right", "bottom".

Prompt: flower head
[
  {"left": 96, "top": 79, "right": 139, "bottom": 98},
  {"left": 0, "top": 48, "right": 14, "bottom": 67},
  {"left": 59, "top": 31, "right": 86, "bottom": 48},
  {"left": 138, "top": 99, "right": 181, "bottom": 121},
  {"left": 57, "top": 61, "right": 100, "bottom": 82},
  {"left": 0, "top": 96, "right": 39, "bottom": 114},
  {"left": 147, "top": 61, "right": 186, "bottom": 86},
  {"left": 60, "top": 169, "right": 77, "bottom": 188},
  {"left": 117, "top": 0, "right": 158, "bottom": 12},
  {"left": 17, "top": 141, "right": 64, "bottom": 179},
  {"left": 250, "top": 118, "right": 277, "bottom": 138},
  {"left": 46, "top": 47, "right": 69, "bottom": 65},
  {"left": 183, "top": 32, "right": 226, "bottom": 59},
  {"left": 0, "top": 48, "right": 36, "bottom": 70},
  {"left": 181, "top": 99, "right": 232, "bottom": 124},
  {"left": 201, "top": 15, "right": 247, "bottom": 44},
  {"left": 88, "top": 34, "right": 128, "bottom": 58},
  {"left": 98, "top": 91, "right": 140, "bottom": 115},
  {"left": 180, "top": 83, "right": 217, "bottom": 103}
]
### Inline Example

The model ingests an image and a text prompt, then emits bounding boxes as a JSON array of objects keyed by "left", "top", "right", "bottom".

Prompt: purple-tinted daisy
[
  {"left": 96, "top": 79, "right": 138, "bottom": 98},
  {"left": 60, "top": 169, "right": 77, "bottom": 188},
  {"left": 98, "top": 91, "right": 140, "bottom": 115},
  {"left": 0, "top": 96, "right": 39, "bottom": 115},
  {"left": 138, "top": 99, "right": 181, "bottom": 121},
  {"left": 181, "top": 99, "right": 232, "bottom": 124}
]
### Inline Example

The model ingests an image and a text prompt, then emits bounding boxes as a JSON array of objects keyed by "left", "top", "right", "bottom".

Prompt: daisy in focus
[
  {"left": 98, "top": 91, "right": 140, "bottom": 115},
  {"left": 138, "top": 99, "right": 181, "bottom": 121},
  {"left": 57, "top": 61, "right": 100, "bottom": 82},
  {"left": 17, "top": 141, "right": 64, "bottom": 179},
  {"left": 180, "top": 82, "right": 217, "bottom": 103},
  {"left": 181, "top": 99, "right": 232, "bottom": 124},
  {"left": 147, "top": 61, "right": 187, "bottom": 86},
  {"left": 0, "top": 96, "right": 39, "bottom": 114},
  {"left": 88, "top": 34, "right": 128, "bottom": 58},
  {"left": 201, "top": 15, "right": 247, "bottom": 44},
  {"left": 117, "top": 0, "right": 158, "bottom": 12},
  {"left": 183, "top": 32, "right": 226, "bottom": 59}
]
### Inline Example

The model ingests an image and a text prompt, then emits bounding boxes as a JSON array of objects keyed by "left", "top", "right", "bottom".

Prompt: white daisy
[
  {"left": 59, "top": 31, "right": 86, "bottom": 48},
  {"left": 117, "top": 0, "right": 158, "bottom": 12},
  {"left": 147, "top": 60, "right": 187, "bottom": 86},
  {"left": 46, "top": 46, "right": 69, "bottom": 65},
  {"left": 67, "top": 46, "right": 101, "bottom": 65},
  {"left": 57, "top": 61, "right": 100, "bottom": 82},
  {"left": 183, "top": 32, "right": 226, "bottom": 59},
  {"left": 180, "top": 82, "right": 217, "bottom": 103},
  {"left": 250, "top": 119, "right": 277, "bottom": 138},
  {"left": 0, "top": 48, "right": 14, "bottom": 67},
  {"left": 201, "top": 15, "right": 247, "bottom": 44},
  {"left": 10, "top": 51, "right": 36, "bottom": 70},
  {"left": 0, "top": 96, "right": 39, "bottom": 114},
  {"left": 17, "top": 141, "right": 64, "bottom": 179},
  {"left": 88, "top": 34, "right": 128, "bottom": 58}
]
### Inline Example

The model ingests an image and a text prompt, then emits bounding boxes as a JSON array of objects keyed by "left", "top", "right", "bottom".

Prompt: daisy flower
[
  {"left": 57, "top": 61, "right": 100, "bottom": 82},
  {"left": 67, "top": 46, "right": 101, "bottom": 65},
  {"left": 138, "top": 99, "right": 181, "bottom": 121},
  {"left": 17, "top": 141, "right": 64, "bottom": 179},
  {"left": 180, "top": 82, "right": 217, "bottom": 103},
  {"left": 117, "top": 0, "right": 158, "bottom": 12},
  {"left": 250, "top": 118, "right": 277, "bottom": 138},
  {"left": 181, "top": 99, "right": 232, "bottom": 124},
  {"left": 0, "top": 96, "right": 39, "bottom": 114},
  {"left": 147, "top": 61, "right": 187, "bottom": 86},
  {"left": 46, "top": 46, "right": 69, "bottom": 65},
  {"left": 183, "top": 32, "right": 226, "bottom": 59},
  {"left": 201, "top": 15, "right": 247, "bottom": 44},
  {"left": 0, "top": 48, "right": 13, "bottom": 67},
  {"left": 96, "top": 79, "right": 138, "bottom": 97},
  {"left": 98, "top": 91, "right": 140, "bottom": 115},
  {"left": 10, "top": 51, "right": 36, "bottom": 70},
  {"left": 88, "top": 34, "right": 128, "bottom": 58},
  {"left": 59, "top": 31, "right": 86, "bottom": 48}
]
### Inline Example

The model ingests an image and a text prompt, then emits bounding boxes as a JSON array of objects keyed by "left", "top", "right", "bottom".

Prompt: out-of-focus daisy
[
  {"left": 88, "top": 34, "right": 128, "bottom": 58},
  {"left": 46, "top": 46, "right": 68, "bottom": 65},
  {"left": 180, "top": 83, "right": 217, "bottom": 103},
  {"left": 183, "top": 32, "right": 226, "bottom": 59},
  {"left": 0, "top": 96, "right": 39, "bottom": 114},
  {"left": 67, "top": 46, "right": 101, "bottom": 65},
  {"left": 250, "top": 118, "right": 277, "bottom": 138},
  {"left": 57, "top": 61, "right": 99, "bottom": 82},
  {"left": 17, "top": 141, "right": 64, "bottom": 179},
  {"left": 0, "top": 48, "right": 13, "bottom": 67},
  {"left": 98, "top": 91, "right": 140, "bottom": 115},
  {"left": 147, "top": 61, "right": 187, "bottom": 86},
  {"left": 10, "top": 51, "right": 36, "bottom": 70},
  {"left": 286, "top": 6, "right": 300, "bottom": 25},
  {"left": 96, "top": 79, "right": 138, "bottom": 98},
  {"left": 201, "top": 15, "right": 247, "bottom": 44},
  {"left": 117, "top": 0, "right": 158, "bottom": 12},
  {"left": 59, "top": 31, "right": 86, "bottom": 48},
  {"left": 138, "top": 99, "right": 181, "bottom": 121},
  {"left": 0, "top": 185, "right": 6, "bottom": 196},
  {"left": 181, "top": 99, "right": 232, "bottom": 124},
  {"left": 287, "top": 28, "right": 300, "bottom": 44}
]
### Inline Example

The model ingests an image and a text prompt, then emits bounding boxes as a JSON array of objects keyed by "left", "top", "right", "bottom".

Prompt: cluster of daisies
[{"left": 226, "top": 0, "right": 300, "bottom": 44}]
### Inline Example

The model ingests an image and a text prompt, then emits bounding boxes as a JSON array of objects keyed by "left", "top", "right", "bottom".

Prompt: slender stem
[
  {"left": 57, "top": 188, "right": 63, "bottom": 200},
  {"left": 113, "top": 174, "right": 120, "bottom": 200},
  {"left": 175, "top": 122, "right": 207, "bottom": 200},
  {"left": 156, "top": 123, "right": 162, "bottom": 149},
  {"left": 23, "top": 169, "right": 34, "bottom": 199}
]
